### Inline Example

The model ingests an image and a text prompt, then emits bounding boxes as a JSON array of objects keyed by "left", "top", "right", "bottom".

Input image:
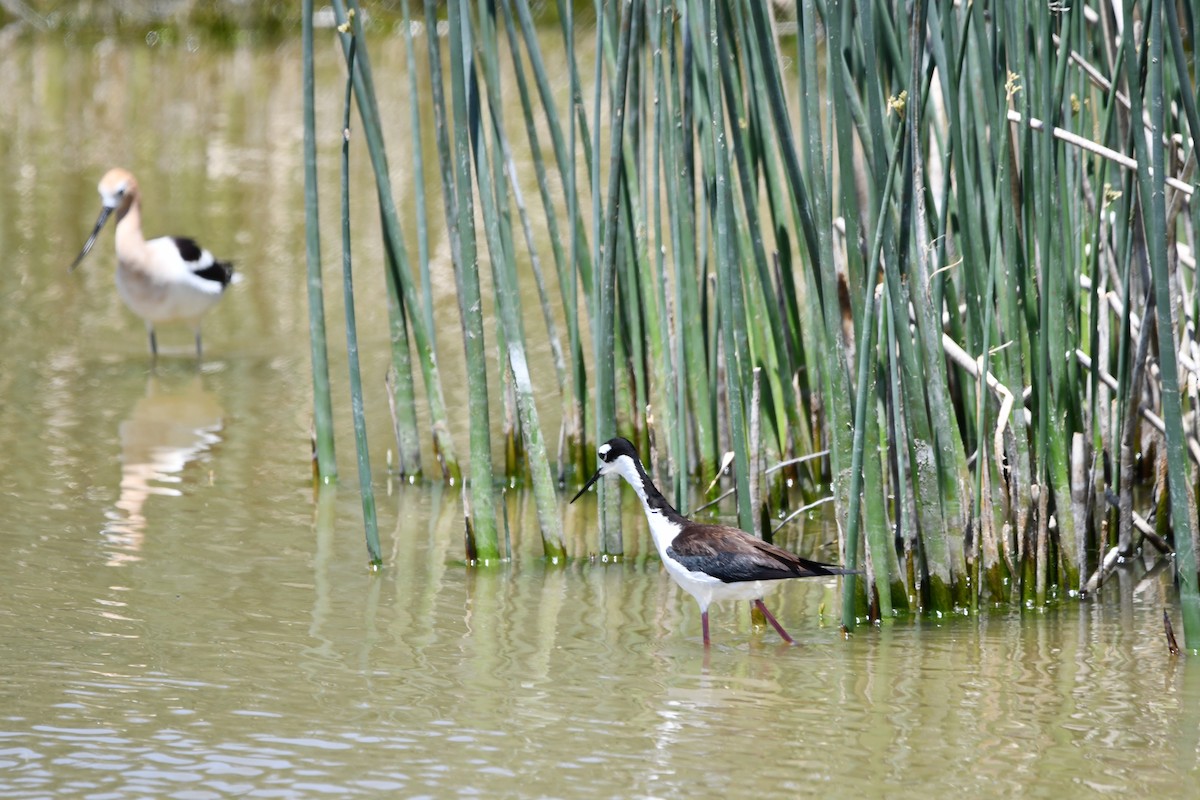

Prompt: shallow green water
[{"left": 1, "top": 29, "right": 1198, "bottom": 799}]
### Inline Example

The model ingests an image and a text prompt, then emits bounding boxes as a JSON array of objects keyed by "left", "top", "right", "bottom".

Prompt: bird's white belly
[
  {"left": 647, "top": 507, "right": 786, "bottom": 611},
  {"left": 662, "top": 557, "right": 781, "bottom": 610},
  {"left": 116, "top": 267, "right": 220, "bottom": 324}
]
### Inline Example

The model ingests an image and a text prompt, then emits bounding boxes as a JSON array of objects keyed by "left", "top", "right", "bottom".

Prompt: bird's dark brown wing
[{"left": 666, "top": 524, "right": 850, "bottom": 583}]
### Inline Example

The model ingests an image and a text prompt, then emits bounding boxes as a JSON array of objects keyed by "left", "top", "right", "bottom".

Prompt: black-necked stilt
[
  {"left": 70, "top": 168, "right": 236, "bottom": 361},
  {"left": 572, "top": 437, "right": 852, "bottom": 646}
]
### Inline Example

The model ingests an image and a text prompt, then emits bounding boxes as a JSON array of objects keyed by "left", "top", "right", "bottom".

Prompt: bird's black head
[
  {"left": 596, "top": 436, "right": 639, "bottom": 465},
  {"left": 569, "top": 436, "right": 642, "bottom": 503}
]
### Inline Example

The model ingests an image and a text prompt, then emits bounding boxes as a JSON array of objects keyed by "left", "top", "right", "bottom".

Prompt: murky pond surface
[{"left": 2, "top": 28, "right": 1198, "bottom": 799}]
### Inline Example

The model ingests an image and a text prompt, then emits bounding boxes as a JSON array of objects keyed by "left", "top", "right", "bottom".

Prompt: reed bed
[{"left": 307, "top": 1, "right": 1200, "bottom": 648}]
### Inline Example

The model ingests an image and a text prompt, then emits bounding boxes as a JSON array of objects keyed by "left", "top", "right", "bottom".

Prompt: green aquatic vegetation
[
  {"left": 302, "top": 0, "right": 336, "bottom": 485},
  {"left": 303, "top": 1, "right": 1199, "bottom": 649},
  {"left": 335, "top": 31, "right": 381, "bottom": 566}
]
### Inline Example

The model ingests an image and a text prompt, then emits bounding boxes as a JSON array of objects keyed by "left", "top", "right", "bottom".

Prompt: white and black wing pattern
[{"left": 172, "top": 237, "right": 235, "bottom": 288}]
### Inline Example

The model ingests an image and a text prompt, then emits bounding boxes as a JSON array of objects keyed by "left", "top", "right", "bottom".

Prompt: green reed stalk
[
  {"left": 400, "top": 0, "right": 435, "bottom": 362},
  {"left": 420, "top": 0, "right": 487, "bottom": 512},
  {"left": 882, "top": 193, "right": 948, "bottom": 610},
  {"left": 332, "top": 3, "right": 418, "bottom": 482},
  {"left": 1013, "top": 0, "right": 1050, "bottom": 603},
  {"left": 753, "top": 0, "right": 855, "bottom": 531},
  {"left": 302, "top": 0, "right": 336, "bottom": 484},
  {"left": 856, "top": 0, "right": 915, "bottom": 609},
  {"left": 335, "top": 8, "right": 417, "bottom": 482},
  {"left": 591, "top": 0, "right": 605, "bottom": 320},
  {"left": 1027, "top": 1, "right": 1064, "bottom": 603},
  {"left": 554, "top": 0, "right": 597, "bottom": 186},
  {"left": 512, "top": 0, "right": 596, "bottom": 299},
  {"left": 617, "top": 182, "right": 649, "bottom": 448},
  {"left": 905, "top": 0, "right": 968, "bottom": 611},
  {"left": 498, "top": 0, "right": 580, "bottom": 478},
  {"left": 563, "top": 0, "right": 584, "bottom": 481},
  {"left": 374, "top": 0, "right": 425, "bottom": 480},
  {"left": 500, "top": 142, "right": 570, "bottom": 437},
  {"left": 473, "top": 0, "right": 565, "bottom": 561},
  {"left": 649, "top": 0, "right": 685, "bottom": 504},
  {"left": 737, "top": 2, "right": 818, "bottom": 468},
  {"left": 835, "top": 1, "right": 892, "bottom": 614},
  {"left": 614, "top": 77, "right": 674, "bottom": 490},
  {"left": 444, "top": 0, "right": 498, "bottom": 561},
  {"left": 861, "top": 315, "right": 892, "bottom": 619},
  {"left": 1128, "top": 0, "right": 1199, "bottom": 649},
  {"left": 881, "top": 6, "right": 937, "bottom": 606},
  {"left": 978, "top": 7, "right": 1024, "bottom": 598},
  {"left": 666, "top": 6, "right": 698, "bottom": 494},
  {"left": 337, "top": 35, "right": 381, "bottom": 566},
  {"left": 382, "top": 242, "right": 421, "bottom": 480},
  {"left": 827, "top": 0, "right": 865, "bottom": 307},
  {"left": 878, "top": 293, "right": 911, "bottom": 613},
  {"left": 929, "top": 2, "right": 983, "bottom": 361},
  {"left": 842, "top": 115, "right": 906, "bottom": 630},
  {"left": 994, "top": 4, "right": 1040, "bottom": 601},
  {"left": 1048, "top": 4, "right": 1084, "bottom": 594},
  {"left": 680, "top": 14, "right": 715, "bottom": 458},
  {"left": 1164, "top": 0, "right": 1200, "bottom": 646},
  {"left": 619, "top": 196, "right": 648, "bottom": 450},
  {"left": 331, "top": 0, "right": 460, "bottom": 483},
  {"left": 666, "top": 2, "right": 716, "bottom": 481},
  {"left": 705, "top": 0, "right": 752, "bottom": 532},
  {"left": 971, "top": 169, "right": 1002, "bottom": 607},
  {"left": 593, "top": 0, "right": 637, "bottom": 557},
  {"left": 718, "top": 0, "right": 798, "bottom": 463},
  {"left": 967, "top": 6, "right": 1016, "bottom": 599}
]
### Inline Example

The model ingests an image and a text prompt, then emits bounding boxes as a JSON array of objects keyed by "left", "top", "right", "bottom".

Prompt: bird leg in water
[
  {"left": 754, "top": 599, "right": 796, "bottom": 645},
  {"left": 702, "top": 611, "right": 710, "bottom": 647}
]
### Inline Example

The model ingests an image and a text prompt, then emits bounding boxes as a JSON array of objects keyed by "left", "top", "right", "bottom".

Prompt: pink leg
[
  {"left": 702, "top": 611, "right": 711, "bottom": 647},
  {"left": 754, "top": 599, "right": 795, "bottom": 644}
]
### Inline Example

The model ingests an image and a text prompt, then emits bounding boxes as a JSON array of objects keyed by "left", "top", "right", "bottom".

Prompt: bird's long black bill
[
  {"left": 570, "top": 468, "right": 604, "bottom": 504},
  {"left": 70, "top": 206, "right": 113, "bottom": 271}
]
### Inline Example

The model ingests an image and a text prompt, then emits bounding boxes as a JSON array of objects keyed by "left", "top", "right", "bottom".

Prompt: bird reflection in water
[{"left": 102, "top": 374, "right": 224, "bottom": 566}]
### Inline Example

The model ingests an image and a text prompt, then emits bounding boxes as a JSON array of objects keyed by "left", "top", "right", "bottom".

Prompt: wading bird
[
  {"left": 71, "top": 168, "right": 235, "bottom": 362},
  {"left": 572, "top": 437, "right": 852, "bottom": 646}
]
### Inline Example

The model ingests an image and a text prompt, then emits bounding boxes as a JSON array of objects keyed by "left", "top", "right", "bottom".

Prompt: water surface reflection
[
  {"left": 102, "top": 374, "right": 224, "bottom": 567},
  {"left": 4, "top": 479, "right": 1200, "bottom": 798}
]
